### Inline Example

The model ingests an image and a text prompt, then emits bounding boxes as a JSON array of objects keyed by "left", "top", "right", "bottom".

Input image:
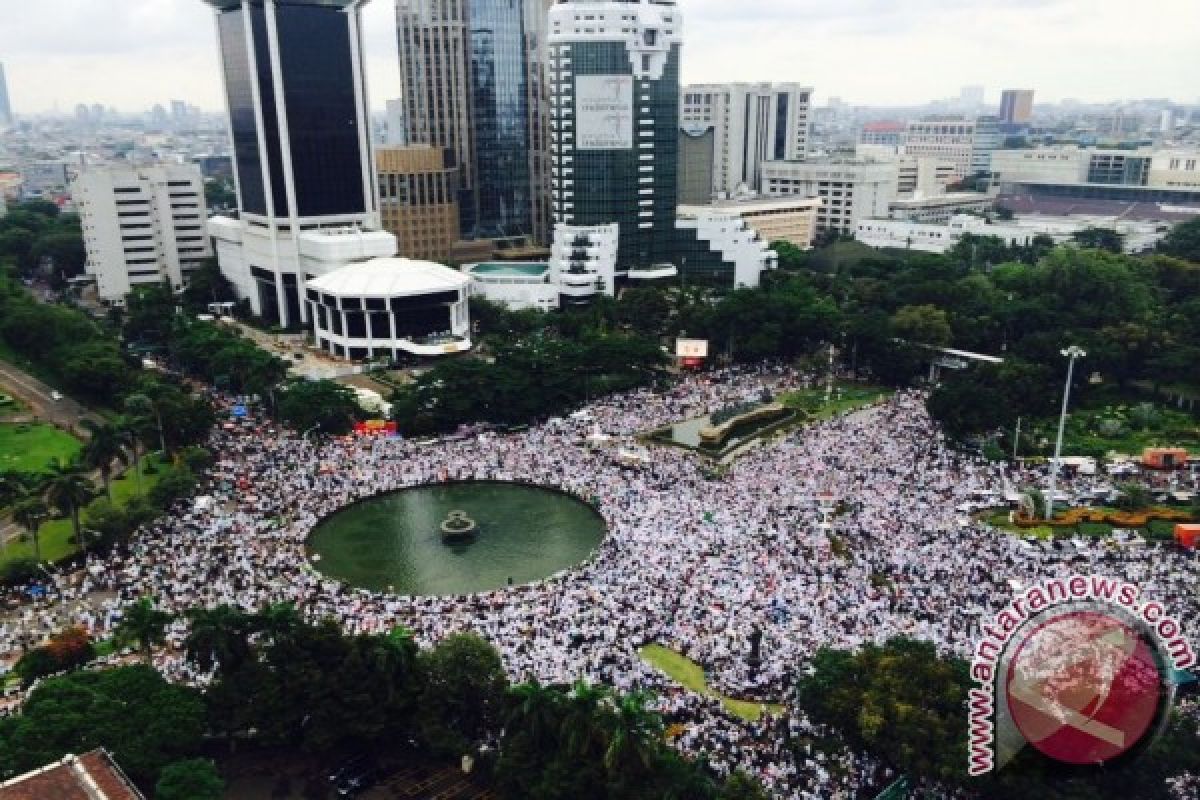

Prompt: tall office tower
[
  {"left": 547, "top": 0, "right": 682, "bottom": 279},
  {"left": 680, "top": 82, "right": 813, "bottom": 196},
  {"left": 397, "top": 0, "right": 552, "bottom": 243},
  {"left": 0, "top": 62, "right": 12, "bottom": 127},
  {"left": 202, "top": 0, "right": 395, "bottom": 328},
  {"left": 998, "top": 89, "right": 1035, "bottom": 125},
  {"left": 74, "top": 164, "right": 213, "bottom": 303}
]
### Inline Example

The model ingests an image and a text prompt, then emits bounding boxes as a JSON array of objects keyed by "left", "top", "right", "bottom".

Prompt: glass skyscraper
[
  {"left": 203, "top": 0, "right": 385, "bottom": 328},
  {"left": 397, "top": 0, "right": 552, "bottom": 243}
]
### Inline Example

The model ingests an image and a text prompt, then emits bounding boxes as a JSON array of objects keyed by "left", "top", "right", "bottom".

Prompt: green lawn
[
  {"left": 1, "top": 453, "right": 165, "bottom": 567},
  {"left": 780, "top": 383, "right": 893, "bottom": 422},
  {"left": 0, "top": 423, "right": 82, "bottom": 474},
  {"left": 639, "top": 643, "right": 784, "bottom": 722},
  {"left": 1019, "top": 403, "right": 1200, "bottom": 460}
]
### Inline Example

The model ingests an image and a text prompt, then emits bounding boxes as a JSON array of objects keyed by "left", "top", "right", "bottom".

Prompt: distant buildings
[
  {"left": 680, "top": 82, "right": 813, "bottom": 196},
  {"left": 991, "top": 146, "right": 1200, "bottom": 203},
  {"left": 857, "top": 212, "right": 1168, "bottom": 255},
  {"left": 376, "top": 145, "right": 461, "bottom": 263},
  {"left": 859, "top": 120, "right": 906, "bottom": 148},
  {"left": 998, "top": 89, "right": 1035, "bottom": 125},
  {"left": 0, "top": 62, "right": 12, "bottom": 127},
  {"left": 74, "top": 163, "right": 212, "bottom": 303},
  {"left": 21, "top": 161, "right": 71, "bottom": 197},
  {"left": 761, "top": 159, "right": 897, "bottom": 236},
  {"left": 903, "top": 116, "right": 980, "bottom": 180}
]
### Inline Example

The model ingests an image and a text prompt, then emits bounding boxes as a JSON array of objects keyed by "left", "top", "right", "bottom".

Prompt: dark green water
[{"left": 306, "top": 482, "right": 606, "bottom": 596}]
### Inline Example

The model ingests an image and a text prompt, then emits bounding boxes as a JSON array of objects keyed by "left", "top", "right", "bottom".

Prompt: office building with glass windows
[
  {"left": 202, "top": 0, "right": 395, "bottom": 329},
  {"left": 546, "top": 0, "right": 774, "bottom": 298},
  {"left": 397, "top": 0, "right": 553, "bottom": 243}
]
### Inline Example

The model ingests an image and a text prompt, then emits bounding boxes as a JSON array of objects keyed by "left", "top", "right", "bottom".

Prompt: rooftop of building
[
  {"left": 862, "top": 120, "right": 906, "bottom": 133},
  {"left": 0, "top": 750, "right": 143, "bottom": 800},
  {"left": 890, "top": 192, "right": 994, "bottom": 207},
  {"left": 678, "top": 195, "right": 823, "bottom": 215},
  {"left": 466, "top": 262, "right": 549, "bottom": 277},
  {"left": 307, "top": 257, "right": 469, "bottom": 298}
]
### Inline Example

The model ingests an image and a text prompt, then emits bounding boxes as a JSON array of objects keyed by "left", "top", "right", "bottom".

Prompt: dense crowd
[{"left": 2, "top": 364, "right": 1198, "bottom": 797}]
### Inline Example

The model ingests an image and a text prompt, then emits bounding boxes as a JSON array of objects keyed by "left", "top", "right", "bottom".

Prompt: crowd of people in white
[{"left": 1, "top": 364, "right": 1198, "bottom": 798}]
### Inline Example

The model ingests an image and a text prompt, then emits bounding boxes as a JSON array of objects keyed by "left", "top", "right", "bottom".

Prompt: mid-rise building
[
  {"left": 903, "top": 116, "right": 979, "bottom": 180},
  {"left": 761, "top": 159, "right": 897, "bottom": 235},
  {"left": 74, "top": 164, "right": 212, "bottom": 303},
  {"left": 971, "top": 115, "right": 1003, "bottom": 176},
  {"left": 681, "top": 82, "right": 812, "bottom": 196},
  {"left": 991, "top": 146, "right": 1200, "bottom": 202},
  {"left": 998, "top": 89, "right": 1034, "bottom": 125},
  {"left": 887, "top": 192, "right": 994, "bottom": 223},
  {"left": 859, "top": 120, "right": 905, "bottom": 148},
  {"left": 0, "top": 62, "right": 11, "bottom": 127},
  {"left": 677, "top": 195, "right": 820, "bottom": 250},
  {"left": 397, "top": 0, "right": 553, "bottom": 243},
  {"left": 203, "top": 0, "right": 392, "bottom": 329},
  {"left": 376, "top": 145, "right": 461, "bottom": 263}
]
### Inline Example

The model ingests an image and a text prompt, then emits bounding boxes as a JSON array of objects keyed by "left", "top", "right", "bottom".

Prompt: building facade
[
  {"left": 677, "top": 196, "right": 820, "bottom": 250},
  {"left": 547, "top": 0, "right": 683, "bottom": 272},
  {"left": 74, "top": 164, "right": 212, "bottom": 303},
  {"left": 681, "top": 82, "right": 812, "bottom": 196},
  {"left": 0, "top": 62, "right": 11, "bottom": 127},
  {"left": 377, "top": 145, "right": 461, "bottom": 262},
  {"left": 857, "top": 213, "right": 1167, "bottom": 255},
  {"left": 998, "top": 89, "right": 1034, "bottom": 125},
  {"left": 991, "top": 146, "right": 1200, "bottom": 202},
  {"left": 203, "top": 0, "right": 387, "bottom": 328},
  {"left": 859, "top": 120, "right": 905, "bottom": 148},
  {"left": 397, "top": 0, "right": 553, "bottom": 243},
  {"left": 903, "top": 116, "right": 978, "bottom": 180},
  {"left": 677, "top": 124, "right": 715, "bottom": 204},
  {"left": 761, "top": 159, "right": 897, "bottom": 236}
]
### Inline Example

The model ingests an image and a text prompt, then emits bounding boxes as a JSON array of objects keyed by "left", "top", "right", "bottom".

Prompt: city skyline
[{"left": 0, "top": 0, "right": 1198, "bottom": 116}]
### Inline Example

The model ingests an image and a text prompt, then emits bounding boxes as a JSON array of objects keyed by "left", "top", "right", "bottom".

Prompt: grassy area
[
  {"left": 1020, "top": 403, "right": 1200, "bottom": 459},
  {"left": 0, "top": 423, "right": 81, "bottom": 474},
  {"left": 780, "top": 383, "right": 893, "bottom": 422},
  {"left": 1, "top": 453, "right": 165, "bottom": 568},
  {"left": 639, "top": 643, "right": 784, "bottom": 722}
]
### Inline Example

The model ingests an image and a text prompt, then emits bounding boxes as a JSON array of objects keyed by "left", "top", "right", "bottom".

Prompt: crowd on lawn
[{"left": 1, "top": 363, "right": 1198, "bottom": 798}]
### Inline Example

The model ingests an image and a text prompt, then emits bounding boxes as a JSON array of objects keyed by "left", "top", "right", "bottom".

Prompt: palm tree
[
  {"left": 117, "top": 412, "right": 150, "bottom": 496},
  {"left": 600, "top": 690, "right": 662, "bottom": 776},
  {"left": 562, "top": 680, "right": 612, "bottom": 761},
  {"left": 184, "top": 605, "right": 254, "bottom": 675},
  {"left": 12, "top": 496, "right": 48, "bottom": 561},
  {"left": 506, "top": 681, "right": 565, "bottom": 747},
  {"left": 43, "top": 457, "right": 95, "bottom": 557},
  {"left": 81, "top": 420, "right": 127, "bottom": 501},
  {"left": 115, "top": 596, "right": 173, "bottom": 664}
]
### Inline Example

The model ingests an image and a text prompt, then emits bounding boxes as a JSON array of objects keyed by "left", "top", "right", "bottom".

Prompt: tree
[
  {"left": 11, "top": 496, "right": 48, "bottom": 562},
  {"left": 13, "top": 627, "right": 95, "bottom": 686},
  {"left": 795, "top": 638, "right": 970, "bottom": 784},
  {"left": 114, "top": 597, "right": 173, "bottom": 664},
  {"left": 1158, "top": 217, "right": 1200, "bottom": 263},
  {"left": 81, "top": 420, "right": 127, "bottom": 500},
  {"left": 42, "top": 457, "right": 95, "bottom": 556},
  {"left": 0, "top": 665, "right": 206, "bottom": 787},
  {"left": 890, "top": 304, "right": 953, "bottom": 348},
  {"left": 183, "top": 605, "right": 254, "bottom": 675},
  {"left": 1071, "top": 227, "right": 1125, "bottom": 254},
  {"left": 276, "top": 379, "right": 361, "bottom": 435},
  {"left": 155, "top": 759, "right": 224, "bottom": 800},
  {"left": 31, "top": 231, "right": 87, "bottom": 281},
  {"left": 417, "top": 633, "right": 509, "bottom": 756}
]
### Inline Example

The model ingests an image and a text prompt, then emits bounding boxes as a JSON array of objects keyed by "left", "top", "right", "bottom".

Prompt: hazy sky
[{"left": 1, "top": 0, "right": 1198, "bottom": 114}]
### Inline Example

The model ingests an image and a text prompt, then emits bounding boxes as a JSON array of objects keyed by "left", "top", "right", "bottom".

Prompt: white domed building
[{"left": 305, "top": 257, "right": 471, "bottom": 361}]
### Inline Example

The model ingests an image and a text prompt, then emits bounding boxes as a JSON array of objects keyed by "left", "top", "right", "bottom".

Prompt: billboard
[
  {"left": 576, "top": 75, "right": 633, "bottom": 150},
  {"left": 676, "top": 339, "right": 709, "bottom": 359}
]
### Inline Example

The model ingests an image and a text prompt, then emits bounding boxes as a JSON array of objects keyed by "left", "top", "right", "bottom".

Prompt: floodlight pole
[{"left": 1046, "top": 346, "right": 1086, "bottom": 521}]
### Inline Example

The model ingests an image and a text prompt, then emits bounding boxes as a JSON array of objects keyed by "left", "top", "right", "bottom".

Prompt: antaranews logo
[{"left": 967, "top": 574, "right": 1196, "bottom": 776}]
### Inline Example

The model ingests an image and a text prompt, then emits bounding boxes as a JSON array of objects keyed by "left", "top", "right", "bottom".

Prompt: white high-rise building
[
  {"left": 681, "top": 82, "right": 812, "bottom": 197},
  {"left": 74, "top": 164, "right": 212, "bottom": 304}
]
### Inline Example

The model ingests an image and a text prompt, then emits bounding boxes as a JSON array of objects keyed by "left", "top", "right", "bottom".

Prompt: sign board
[
  {"left": 675, "top": 339, "right": 709, "bottom": 359},
  {"left": 231, "top": 405, "right": 248, "bottom": 418},
  {"left": 576, "top": 75, "right": 633, "bottom": 150}
]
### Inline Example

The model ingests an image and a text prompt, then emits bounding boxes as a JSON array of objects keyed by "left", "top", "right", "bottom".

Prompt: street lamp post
[{"left": 1046, "top": 346, "right": 1086, "bottom": 521}]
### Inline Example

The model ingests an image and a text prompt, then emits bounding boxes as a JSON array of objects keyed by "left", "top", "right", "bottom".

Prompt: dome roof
[{"left": 306, "top": 257, "right": 469, "bottom": 298}]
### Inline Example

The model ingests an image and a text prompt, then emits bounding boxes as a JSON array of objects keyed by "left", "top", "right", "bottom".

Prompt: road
[{"left": 0, "top": 360, "right": 103, "bottom": 439}]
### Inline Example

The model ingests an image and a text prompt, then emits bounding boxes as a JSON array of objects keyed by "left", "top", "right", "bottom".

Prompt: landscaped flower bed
[{"left": 1014, "top": 507, "right": 1193, "bottom": 529}]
